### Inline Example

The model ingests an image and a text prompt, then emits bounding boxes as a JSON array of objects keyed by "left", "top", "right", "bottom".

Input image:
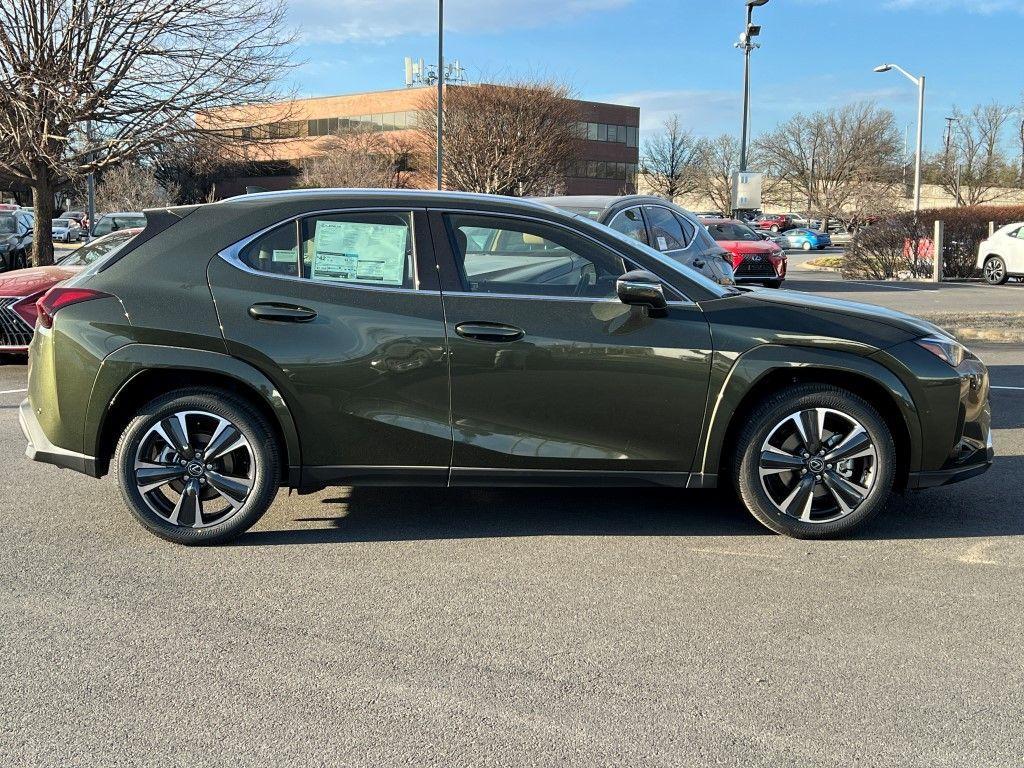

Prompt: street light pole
[
  {"left": 874, "top": 63, "right": 924, "bottom": 223},
  {"left": 84, "top": 0, "right": 95, "bottom": 236},
  {"left": 736, "top": 0, "right": 769, "bottom": 173},
  {"left": 436, "top": 0, "right": 444, "bottom": 191}
]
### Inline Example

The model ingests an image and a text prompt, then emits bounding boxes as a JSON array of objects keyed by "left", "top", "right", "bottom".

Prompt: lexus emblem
[{"left": 751, "top": 254, "right": 763, "bottom": 262}]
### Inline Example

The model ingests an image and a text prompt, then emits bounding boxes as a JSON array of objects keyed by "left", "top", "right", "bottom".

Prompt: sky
[{"left": 282, "top": 0, "right": 1024, "bottom": 153}]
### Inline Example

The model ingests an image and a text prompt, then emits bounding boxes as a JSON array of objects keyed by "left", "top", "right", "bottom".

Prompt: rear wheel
[
  {"left": 734, "top": 384, "right": 895, "bottom": 538},
  {"left": 983, "top": 256, "right": 1009, "bottom": 285},
  {"left": 802, "top": 241, "right": 812, "bottom": 251},
  {"left": 114, "top": 389, "right": 280, "bottom": 545},
  {"left": 770, "top": 225, "right": 780, "bottom": 233}
]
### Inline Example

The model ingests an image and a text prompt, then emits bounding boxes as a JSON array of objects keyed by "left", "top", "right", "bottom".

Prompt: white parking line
[
  {"left": 992, "top": 386, "right": 1024, "bottom": 391},
  {"left": 0, "top": 388, "right": 27, "bottom": 395},
  {"left": 856, "top": 281, "right": 921, "bottom": 291}
]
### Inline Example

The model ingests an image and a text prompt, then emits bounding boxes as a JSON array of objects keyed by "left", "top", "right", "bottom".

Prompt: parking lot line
[
  {"left": 992, "top": 385, "right": 1024, "bottom": 391},
  {"left": 0, "top": 388, "right": 27, "bottom": 395}
]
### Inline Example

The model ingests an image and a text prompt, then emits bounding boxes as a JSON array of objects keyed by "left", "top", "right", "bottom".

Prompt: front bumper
[{"left": 19, "top": 398, "right": 99, "bottom": 476}]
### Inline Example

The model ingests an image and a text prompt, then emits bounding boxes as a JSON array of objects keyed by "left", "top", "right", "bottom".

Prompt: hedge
[{"left": 843, "top": 205, "right": 1024, "bottom": 280}]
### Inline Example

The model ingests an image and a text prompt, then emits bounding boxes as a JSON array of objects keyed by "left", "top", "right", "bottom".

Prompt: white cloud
[{"left": 286, "top": 0, "right": 633, "bottom": 43}]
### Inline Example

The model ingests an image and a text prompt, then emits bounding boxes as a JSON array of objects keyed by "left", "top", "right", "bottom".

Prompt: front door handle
[
  {"left": 249, "top": 303, "right": 318, "bottom": 323},
  {"left": 692, "top": 259, "right": 706, "bottom": 269},
  {"left": 455, "top": 322, "right": 525, "bottom": 343}
]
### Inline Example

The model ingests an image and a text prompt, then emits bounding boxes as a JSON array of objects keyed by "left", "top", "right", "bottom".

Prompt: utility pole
[
  {"left": 435, "top": 0, "right": 444, "bottom": 191},
  {"left": 84, "top": 0, "right": 95, "bottom": 236}
]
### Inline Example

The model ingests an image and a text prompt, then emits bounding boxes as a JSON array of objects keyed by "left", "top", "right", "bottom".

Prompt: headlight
[{"left": 915, "top": 335, "right": 966, "bottom": 367}]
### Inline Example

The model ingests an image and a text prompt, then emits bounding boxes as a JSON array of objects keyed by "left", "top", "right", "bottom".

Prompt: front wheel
[
  {"left": 983, "top": 256, "right": 1009, "bottom": 285},
  {"left": 802, "top": 241, "right": 812, "bottom": 251},
  {"left": 734, "top": 384, "right": 895, "bottom": 538},
  {"left": 114, "top": 389, "right": 281, "bottom": 545},
  {"left": 763, "top": 278, "right": 783, "bottom": 289},
  {"left": 770, "top": 225, "right": 780, "bottom": 233}
]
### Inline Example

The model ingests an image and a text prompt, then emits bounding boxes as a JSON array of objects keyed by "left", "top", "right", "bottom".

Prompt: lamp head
[
  {"left": 873, "top": 64, "right": 892, "bottom": 73},
  {"left": 747, "top": 0, "right": 770, "bottom": 6}
]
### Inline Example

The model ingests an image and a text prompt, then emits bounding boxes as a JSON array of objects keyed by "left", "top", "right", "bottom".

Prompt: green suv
[{"left": 19, "top": 190, "right": 993, "bottom": 544}]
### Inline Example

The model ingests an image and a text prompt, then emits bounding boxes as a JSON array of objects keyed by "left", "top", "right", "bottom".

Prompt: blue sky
[{"left": 284, "top": 0, "right": 1024, "bottom": 153}]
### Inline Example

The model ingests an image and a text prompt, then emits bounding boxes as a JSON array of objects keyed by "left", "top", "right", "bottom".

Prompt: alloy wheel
[
  {"left": 984, "top": 258, "right": 1005, "bottom": 284},
  {"left": 133, "top": 410, "right": 254, "bottom": 528},
  {"left": 758, "top": 407, "right": 877, "bottom": 524}
]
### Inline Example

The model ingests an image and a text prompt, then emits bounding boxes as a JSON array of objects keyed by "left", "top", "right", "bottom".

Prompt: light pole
[
  {"left": 874, "top": 63, "right": 925, "bottom": 222},
  {"left": 436, "top": 0, "right": 444, "bottom": 191},
  {"left": 736, "top": 0, "right": 769, "bottom": 173}
]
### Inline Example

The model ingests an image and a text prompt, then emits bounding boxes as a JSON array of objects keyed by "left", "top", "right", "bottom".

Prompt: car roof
[
  {"left": 100, "top": 211, "right": 146, "bottom": 217},
  {"left": 533, "top": 194, "right": 680, "bottom": 211},
  {"left": 700, "top": 217, "right": 745, "bottom": 225}
]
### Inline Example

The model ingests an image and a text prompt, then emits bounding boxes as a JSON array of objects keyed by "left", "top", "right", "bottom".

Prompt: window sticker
[
  {"left": 656, "top": 235, "right": 668, "bottom": 250},
  {"left": 310, "top": 220, "right": 408, "bottom": 286},
  {"left": 271, "top": 248, "right": 297, "bottom": 263}
]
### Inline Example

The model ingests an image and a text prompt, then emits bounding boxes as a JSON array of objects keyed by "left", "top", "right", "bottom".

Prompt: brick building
[{"left": 211, "top": 86, "right": 639, "bottom": 198}]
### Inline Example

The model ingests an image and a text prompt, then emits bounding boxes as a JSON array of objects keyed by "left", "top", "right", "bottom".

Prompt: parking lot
[{"left": 2, "top": 333, "right": 1023, "bottom": 765}]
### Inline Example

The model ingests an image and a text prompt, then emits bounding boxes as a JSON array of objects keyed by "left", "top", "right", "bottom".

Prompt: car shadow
[{"left": 235, "top": 455, "right": 1024, "bottom": 547}]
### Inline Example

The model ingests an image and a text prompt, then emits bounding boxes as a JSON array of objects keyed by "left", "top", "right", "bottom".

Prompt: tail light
[
  {"left": 11, "top": 291, "right": 45, "bottom": 327},
  {"left": 35, "top": 287, "right": 111, "bottom": 329}
]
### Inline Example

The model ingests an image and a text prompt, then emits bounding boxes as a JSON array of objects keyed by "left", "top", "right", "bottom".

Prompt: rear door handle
[
  {"left": 455, "top": 322, "right": 525, "bottom": 343},
  {"left": 248, "top": 303, "right": 318, "bottom": 323}
]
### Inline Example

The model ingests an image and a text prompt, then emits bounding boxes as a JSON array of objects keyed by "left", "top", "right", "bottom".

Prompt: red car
[
  {"left": 753, "top": 213, "right": 795, "bottom": 233},
  {"left": 701, "top": 218, "right": 787, "bottom": 288},
  {"left": 0, "top": 228, "right": 140, "bottom": 353}
]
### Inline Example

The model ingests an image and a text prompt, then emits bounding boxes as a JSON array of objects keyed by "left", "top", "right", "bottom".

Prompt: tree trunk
[{"left": 31, "top": 170, "right": 55, "bottom": 267}]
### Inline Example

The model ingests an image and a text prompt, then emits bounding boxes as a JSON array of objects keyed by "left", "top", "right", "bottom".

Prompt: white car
[
  {"left": 977, "top": 222, "right": 1024, "bottom": 285},
  {"left": 51, "top": 217, "right": 82, "bottom": 243}
]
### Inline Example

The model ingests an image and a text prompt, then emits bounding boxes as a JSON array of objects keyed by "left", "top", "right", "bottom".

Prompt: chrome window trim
[
  {"left": 434, "top": 207, "right": 694, "bottom": 305},
  {"left": 217, "top": 206, "right": 436, "bottom": 295}
]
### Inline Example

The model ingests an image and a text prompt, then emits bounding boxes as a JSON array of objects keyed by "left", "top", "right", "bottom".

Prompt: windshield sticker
[{"left": 310, "top": 220, "right": 408, "bottom": 286}]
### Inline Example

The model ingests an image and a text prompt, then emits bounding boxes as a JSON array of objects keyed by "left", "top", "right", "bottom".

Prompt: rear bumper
[{"left": 19, "top": 398, "right": 99, "bottom": 477}]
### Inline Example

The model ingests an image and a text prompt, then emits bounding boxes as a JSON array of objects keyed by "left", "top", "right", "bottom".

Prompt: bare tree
[
  {"left": 930, "top": 104, "right": 1016, "bottom": 206},
  {"left": 298, "top": 126, "right": 415, "bottom": 190},
  {"left": 640, "top": 115, "right": 707, "bottom": 200},
  {"left": 0, "top": 0, "right": 294, "bottom": 265},
  {"left": 416, "top": 81, "right": 581, "bottom": 196},
  {"left": 755, "top": 103, "right": 902, "bottom": 230},
  {"left": 95, "top": 163, "right": 178, "bottom": 212},
  {"left": 699, "top": 134, "right": 740, "bottom": 214}
]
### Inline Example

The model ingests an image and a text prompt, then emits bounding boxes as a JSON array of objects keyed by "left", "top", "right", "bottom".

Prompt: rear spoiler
[{"left": 97, "top": 204, "right": 200, "bottom": 273}]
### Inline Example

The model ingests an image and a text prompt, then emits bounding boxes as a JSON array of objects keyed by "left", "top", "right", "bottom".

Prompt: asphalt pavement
[{"left": 1, "top": 350, "right": 1023, "bottom": 767}]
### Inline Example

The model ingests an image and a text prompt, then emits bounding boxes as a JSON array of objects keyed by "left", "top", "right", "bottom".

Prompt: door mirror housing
[{"left": 616, "top": 269, "right": 668, "bottom": 314}]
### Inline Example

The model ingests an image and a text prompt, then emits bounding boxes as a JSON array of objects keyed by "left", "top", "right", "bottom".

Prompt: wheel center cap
[
  {"left": 186, "top": 460, "right": 205, "bottom": 478},
  {"left": 807, "top": 458, "right": 824, "bottom": 473}
]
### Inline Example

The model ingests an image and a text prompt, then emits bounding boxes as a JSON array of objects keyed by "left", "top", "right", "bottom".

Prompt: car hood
[
  {"left": 718, "top": 240, "right": 782, "bottom": 256},
  {"left": 0, "top": 264, "right": 80, "bottom": 297},
  {"left": 750, "top": 288, "right": 946, "bottom": 340}
]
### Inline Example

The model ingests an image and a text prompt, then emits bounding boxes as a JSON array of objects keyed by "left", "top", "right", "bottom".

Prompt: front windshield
[
  {"left": 0, "top": 214, "right": 15, "bottom": 234},
  {"left": 570, "top": 213, "right": 736, "bottom": 299},
  {"left": 706, "top": 221, "right": 761, "bottom": 242},
  {"left": 559, "top": 206, "right": 604, "bottom": 221},
  {"left": 58, "top": 230, "right": 136, "bottom": 267},
  {"left": 53, "top": 219, "right": 72, "bottom": 227}
]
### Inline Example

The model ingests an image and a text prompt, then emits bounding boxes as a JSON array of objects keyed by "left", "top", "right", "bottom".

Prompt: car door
[
  {"left": 208, "top": 208, "right": 453, "bottom": 485},
  {"left": 1007, "top": 226, "right": 1024, "bottom": 272},
  {"left": 642, "top": 204, "right": 717, "bottom": 280},
  {"left": 431, "top": 209, "right": 714, "bottom": 485}
]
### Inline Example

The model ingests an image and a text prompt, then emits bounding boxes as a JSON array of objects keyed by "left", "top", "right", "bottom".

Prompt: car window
[
  {"left": 113, "top": 216, "right": 146, "bottom": 230},
  {"left": 60, "top": 230, "right": 137, "bottom": 266},
  {"left": 1013, "top": 227, "right": 1024, "bottom": 240},
  {"left": 706, "top": 222, "right": 761, "bottom": 242},
  {"left": 0, "top": 214, "right": 15, "bottom": 234},
  {"left": 672, "top": 212, "right": 696, "bottom": 247},
  {"left": 299, "top": 212, "right": 415, "bottom": 288},
  {"left": 607, "top": 207, "right": 648, "bottom": 245},
  {"left": 643, "top": 206, "right": 685, "bottom": 251},
  {"left": 238, "top": 220, "right": 301, "bottom": 277},
  {"left": 446, "top": 214, "right": 625, "bottom": 299}
]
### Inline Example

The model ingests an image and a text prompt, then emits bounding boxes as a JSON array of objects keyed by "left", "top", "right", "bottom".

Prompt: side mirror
[{"left": 616, "top": 269, "right": 668, "bottom": 314}]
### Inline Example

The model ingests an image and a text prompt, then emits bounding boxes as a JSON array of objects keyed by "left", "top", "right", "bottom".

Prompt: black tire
[
  {"left": 762, "top": 278, "right": 783, "bottom": 289},
  {"left": 983, "top": 256, "right": 1009, "bottom": 285},
  {"left": 770, "top": 225, "right": 780, "bottom": 233},
  {"left": 734, "top": 384, "right": 895, "bottom": 539},
  {"left": 114, "top": 388, "right": 281, "bottom": 545}
]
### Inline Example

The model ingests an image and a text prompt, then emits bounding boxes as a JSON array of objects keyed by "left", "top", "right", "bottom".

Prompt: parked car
[
  {"left": 51, "top": 217, "right": 82, "bottom": 243},
  {"left": 786, "top": 213, "right": 821, "bottom": 230},
  {"left": 19, "top": 190, "right": 992, "bottom": 545},
  {"left": 777, "top": 228, "right": 833, "bottom": 251},
  {"left": 0, "top": 209, "right": 33, "bottom": 271},
  {"left": 0, "top": 228, "right": 141, "bottom": 353},
  {"left": 977, "top": 222, "right": 1024, "bottom": 285},
  {"left": 536, "top": 195, "right": 736, "bottom": 285},
  {"left": 0, "top": 203, "right": 19, "bottom": 212},
  {"left": 701, "top": 217, "right": 787, "bottom": 288},
  {"left": 753, "top": 213, "right": 795, "bottom": 233},
  {"left": 91, "top": 211, "right": 147, "bottom": 238},
  {"left": 64, "top": 211, "right": 90, "bottom": 232}
]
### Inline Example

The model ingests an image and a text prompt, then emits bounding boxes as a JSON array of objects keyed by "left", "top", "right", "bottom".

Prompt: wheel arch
[
  {"left": 87, "top": 345, "right": 300, "bottom": 483},
  {"left": 696, "top": 346, "right": 921, "bottom": 491}
]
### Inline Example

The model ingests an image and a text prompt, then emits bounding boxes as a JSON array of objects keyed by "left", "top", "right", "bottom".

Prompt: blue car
[{"left": 779, "top": 228, "right": 832, "bottom": 251}]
